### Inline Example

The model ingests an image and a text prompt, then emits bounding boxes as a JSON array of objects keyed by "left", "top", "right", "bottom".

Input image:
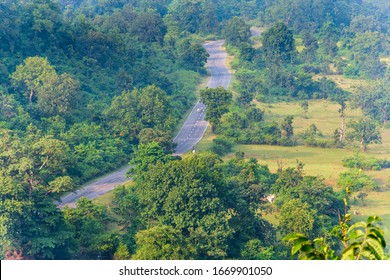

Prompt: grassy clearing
[
  {"left": 228, "top": 144, "right": 356, "bottom": 186},
  {"left": 256, "top": 99, "right": 362, "bottom": 136},
  {"left": 313, "top": 74, "right": 372, "bottom": 92}
]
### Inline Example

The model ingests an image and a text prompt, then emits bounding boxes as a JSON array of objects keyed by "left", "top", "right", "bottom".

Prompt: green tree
[
  {"left": 278, "top": 199, "right": 317, "bottom": 237},
  {"left": 105, "top": 85, "right": 173, "bottom": 141},
  {"left": 300, "top": 101, "right": 309, "bottom": 117},
  {"left": 223, "top": 17, "right": 251, "bottom": 47},
  {"left": 262, "top": 22, "right": 296, "bottom": 65},
  {"left": 347, "top": 117, "right": 382, "bottom": 152},
  {"left": 11, "top": 56, "right": 56, "bottom": 104},
  {"left": 129, "top": 142, "right": 173, "bottom": 176},
  {"left": 0, "top": 127, "right": 75, "bottom": 259},
  {"left": 63, "top": 197, "right": 115, "bottom": 259},
  {"left": 37, "top": 73, "right": 80, "bottom": 117},
  {"left": 113, "top": 242, "right": 130, "bottom": 260},
  {"left": 281, "top": 115, "right": 294, "bottom": 138},
  {"left": 177, "top": 38, "right": 209, "bottom": 72},
  {"left": 132, "top": 225, "right": 195, "bottom": 260},
  {"left": 352, "top": 80, "right": 390, "bottom": 125},
  {"left": 200, "top": 87, "right": 233, "bottom": 132}
]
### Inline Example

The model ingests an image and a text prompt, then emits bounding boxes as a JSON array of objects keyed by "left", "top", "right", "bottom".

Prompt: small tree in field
[{"left": 347, "top": 117, "right": 381, "bottom": 152}]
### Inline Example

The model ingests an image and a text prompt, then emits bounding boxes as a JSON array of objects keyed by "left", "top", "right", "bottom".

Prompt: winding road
[
  {"left": 58, "top": 39, "right": 232, "bottom": 208},
  {"left": 174, "top": 40, "right": 231, "bottom": 155}
]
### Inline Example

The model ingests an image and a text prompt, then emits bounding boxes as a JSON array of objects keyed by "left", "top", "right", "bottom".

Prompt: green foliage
[
  {"left": 262, "top": 22, "right": 296, "bottom": 65},
  {"left": 240, "top": 239, "right": 275, "bottom": 260},
  {"left": 11, "top": 56, "right": 56, "bottom": 104},
  {"left": 177, "top": 38, "right": 209, "bottom": 73},
  {"left": 284, "top": 216, "right": 386, "bottom": 260},
  {"left": 342, "top": 154, "right": 390, "bottom": 170},
  {"left": 279, "top": 199, "right": 317, "bottom": 237},
  {"left": 105, "top": 85, "right": 175, "bottom": 141},
  {"left": 132, "top": 225, "right": 195, "bottom": 260},
  {"left": 338, "top": 169, "right": 379, "bottom": 192},
  {"left": 347, "top": 117, "right": 382, "bottom": 152},
  {"left": 63, "top": 197, "right": 116, "bottom": 259},
  {"left": 351, "top": 80, "right": 390, "bottom": 125},
  {"left": 211, "top": 137, "right": 233, "bottom": 156},
  {"left": 113, "top": 242, "right": 130, "bottom": 260},
  {"left": 200, "top": 87, "right": 233, "bottom": 131},
  {"left": 129, "top": 142, "right": 174, "bottom": 176},
  {"left": 223, "top": 17, "right": 251, "bottom": 47}
]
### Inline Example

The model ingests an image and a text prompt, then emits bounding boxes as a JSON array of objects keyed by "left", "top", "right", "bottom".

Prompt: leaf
[
  {"left": 347, "top": 221, "right": 366, "bottom": 234},
  {"left": 367, "top": 216, "right": 381, "bottom": 224},
  {"left": 365, "top": 238, "right": 385, "bottom": 260},
  {"left": 341, "top": 243, "right": 359, "bottom": 260},
  {"left": 368, "top": 228, "right": 386, "bottom": 247},
  {"left": 347, "top": 229, "right": 365, "bottom": 241}
]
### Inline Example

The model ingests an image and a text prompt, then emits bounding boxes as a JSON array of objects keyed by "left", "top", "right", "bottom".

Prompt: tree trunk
[
  {"left": 29, "top": 89, "right": 34, "bottom": 104},
  {"left": 339, "top": 113, "right": 345, "bottom": 142},
  {"left": 360, "top": 140, "right": 367, "bottom": 153}
]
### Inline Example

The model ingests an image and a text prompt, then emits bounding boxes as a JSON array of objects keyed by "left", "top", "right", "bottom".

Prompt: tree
[
  {"left": 11, "top": 56, "right": 56, "bottom": 104},
  {"left": 352, "top": 81, "right": 390, "bottom": 125},
  {"left": 223, "top": 17, "right": 251, "bottom": 47},
  {"left": 129, "top": 142, "right": 173, "bottom": 176},
  {"left": 281, "top": 115, "right": 294, "bottom": 138},
  {"left": 278, "top": 199, "right": 317, "bottom": 237},
  {"left": 37, "top": 73, "right": 80, "bottom": 117},
  {"left": 132, "top": 226, "right": 195, "bottom": 260},
  {"left": 300, "top": 101, "right": 309, "bottom": 117},
  {"left": 167, "top": 0, "right": 203, "bottom": 34},
  {"left": 63, "top": 197, "right": 115, "bottom": 259},
  {"left": 105, "top": 85, "right": 173, "bottom": 141},
  {"left": 347, "top": 117, "right": 382, "bottom": 152},
  {"left": 177, "top": 38, "right": 209, "bottom": 72},
  {"left": 262, "top": 22, "right": 295, "bottom": 65},
  {"left": 113, "top": 242, "right": 130, "bottom": 260},
  {"left": 200, "top": 87, "right": 233, "bottom": 132},
  {"left": 0, "top": 127, "right": 75, "bottom": 259}
]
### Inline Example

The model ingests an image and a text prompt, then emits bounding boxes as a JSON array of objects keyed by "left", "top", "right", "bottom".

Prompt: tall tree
[
  {"left": 11, "top": 57, "right": 56, "bottom": 104},
  {"left": 262, "top": 22, "right": 296, "bottom": 65},
  {"left": 223, "top": 17, "right": 251, "bottom": 47},
  {"left": 200, "top": 87, "right": 233, "bottom": 132}
]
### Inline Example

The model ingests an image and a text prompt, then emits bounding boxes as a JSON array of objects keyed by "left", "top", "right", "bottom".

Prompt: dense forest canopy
[{"left": 0, "top": 0, "right": 389, "bottom": 260}]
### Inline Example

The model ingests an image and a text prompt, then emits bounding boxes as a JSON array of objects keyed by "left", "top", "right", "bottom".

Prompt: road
[
  {"left": 173, "top": 40, "right": 231, "bottom": 155},
  {"left": 58, "top": 39, "right": 232, "bottom": 208}
]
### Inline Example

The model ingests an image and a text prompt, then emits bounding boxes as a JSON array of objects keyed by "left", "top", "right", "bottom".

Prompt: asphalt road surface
[
  {"left": 173, "top": 40, "right": 231, "bottom": 155},
  {"left": 58, "top": 39, "right": 231, "bottom": 208}
]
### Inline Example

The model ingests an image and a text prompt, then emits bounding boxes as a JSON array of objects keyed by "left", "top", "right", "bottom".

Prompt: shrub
[
  {"left": 342, "top": 154, "right": 390, "bottom": 170},
  {"left": 338, "top": 169, "right": 379, "bottom": 192},
  {"left": 211, "top": 137, "right": 234, "bottom": 156}
]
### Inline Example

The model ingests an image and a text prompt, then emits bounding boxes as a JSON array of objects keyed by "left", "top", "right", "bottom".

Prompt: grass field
[{"left": 313, "top": 74, "right": 372, "bottom": 92}]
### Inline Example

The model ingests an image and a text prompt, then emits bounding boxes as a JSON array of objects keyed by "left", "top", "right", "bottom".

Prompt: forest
[{"left": 0, "top": 0, "right": 389, "bottom": 260}]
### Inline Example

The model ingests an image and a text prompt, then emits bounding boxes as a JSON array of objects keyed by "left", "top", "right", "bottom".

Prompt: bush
[
  {"left": 338, "top": 169, "right": 379, "bottom": 192},
  {"left": 342, "top": 154, "right": 390, "bottom": 171},
  {"left": 211, "top": 137, "right": 234, "bottom": 156}
]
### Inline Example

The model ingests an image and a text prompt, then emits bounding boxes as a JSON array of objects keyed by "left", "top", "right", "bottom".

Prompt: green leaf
[
  {"left": 368, "top": 228, "right": 386, "bottom": 247},
  {"left": 367, "top": 216, "right": 381, "bottom": 224},
  {"left": 365, "top": 238, "right": 384, "bottom": 260}
]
